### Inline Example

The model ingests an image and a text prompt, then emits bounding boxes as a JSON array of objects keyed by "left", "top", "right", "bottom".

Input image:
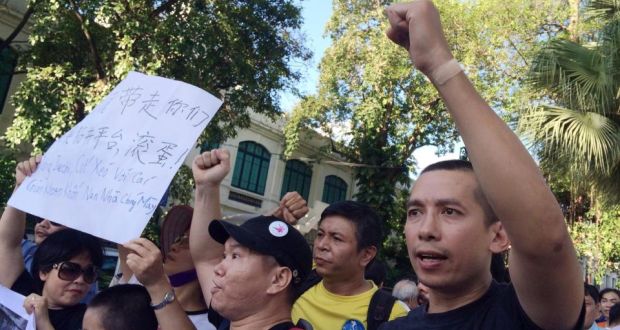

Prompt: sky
[{"left": 281, "top": 0, "right": 461, "bottom": 176}]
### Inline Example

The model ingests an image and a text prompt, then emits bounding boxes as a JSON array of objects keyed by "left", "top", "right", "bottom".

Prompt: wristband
[
  {"left": 151, "top": 290, "right": 175, "bottom": 310},
  {"left": 429, "top": 59, "right": 463, "bottom": 85}
]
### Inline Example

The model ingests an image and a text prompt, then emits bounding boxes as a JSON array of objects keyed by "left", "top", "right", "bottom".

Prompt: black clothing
[{"left": 379, "top": 281, "right": 584, "bottom": 330}]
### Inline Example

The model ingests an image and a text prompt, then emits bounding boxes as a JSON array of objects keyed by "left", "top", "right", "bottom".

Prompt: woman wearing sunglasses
[
  {"left": 5, "top": 156, "right": 98, "bottom": 307},
  {"left": 1, "top": 228, "right": 103, "bottom": 330}
]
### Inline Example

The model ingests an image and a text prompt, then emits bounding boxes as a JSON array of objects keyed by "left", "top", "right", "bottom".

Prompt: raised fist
[
  {"left": 385, "top": 0, "right": 453, "bottom": 76},
  {"left": 192, "top": 148, "right": 231, "bottom": 188}
]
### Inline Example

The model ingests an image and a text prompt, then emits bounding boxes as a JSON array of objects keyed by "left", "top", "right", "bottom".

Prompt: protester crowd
[{"left": 1, "top": 1, "right": 618, "bottom": 329}]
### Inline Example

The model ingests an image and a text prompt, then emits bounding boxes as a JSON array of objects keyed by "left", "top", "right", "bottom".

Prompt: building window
[
  {"left": 321, "top": 175, "right": 347, "bottom": 204},
  {"left": 280, "top": 160, "right": 312, "bottom": 200},
  {"left": 231, "top": 141, "right": 271, "bottom": 195},
  {"left": 199, "top": 140, "right": 220, "bottom": 153},
  {"left": 0, "top": 45, "right": 17, "bottom": 113}
]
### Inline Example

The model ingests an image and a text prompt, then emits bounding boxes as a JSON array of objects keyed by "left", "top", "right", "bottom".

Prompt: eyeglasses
[
  {"left": 52, "top": 262, "right": 98, "bottom": 284},
  {"left": 172, "top": 233, "right": 190, "bottom": 248}
]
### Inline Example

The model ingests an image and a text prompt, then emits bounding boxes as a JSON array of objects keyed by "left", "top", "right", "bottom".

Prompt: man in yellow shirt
[{"left": 292, "top": 201, "right": 409, "bottom": 330}]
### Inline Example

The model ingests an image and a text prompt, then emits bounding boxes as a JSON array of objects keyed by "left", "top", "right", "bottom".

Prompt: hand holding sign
[
  {"left": 15, "top": 156, "right": 42, "bottom": 189},
  {"left": 22, "top": 294, "right": 50, "bottom": 330},
  {"left": 124, "top": 238, "right": 166, "bottom": 288},
  {"left": 8, "top": 72, "right": 222, "bottom": 243}
]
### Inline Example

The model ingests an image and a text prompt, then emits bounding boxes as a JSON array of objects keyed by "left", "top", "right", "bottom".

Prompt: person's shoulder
[
  {"left": 380, "top": 308, "right": 420, "bottom": 329},
  {"left": 21, "top": 239, "right": 37, "bottom": 256},
  {"left": 21, "top": 239, "right": 36, "bottom": 249},
  {"left": 389, "top": 299, "right": 410, "bottom": 320}
]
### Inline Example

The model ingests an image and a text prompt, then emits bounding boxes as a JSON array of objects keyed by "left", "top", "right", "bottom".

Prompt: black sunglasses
[{"left": 52, "top": 262, "right": 98, "bottom": 284}]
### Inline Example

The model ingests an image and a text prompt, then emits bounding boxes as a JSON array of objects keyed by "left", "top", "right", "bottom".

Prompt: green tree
[
  {"left": 519, "top": 0, "right": 620, "bottom": 207},
  {"left": 569, "top": 206, "right": 620, "bottom": 284},
  {"left": 284, "top": 0, "right": 571, "bottom": 276},
  {"left": 0, "top": 0, "right": 309, "bottom": 204}
]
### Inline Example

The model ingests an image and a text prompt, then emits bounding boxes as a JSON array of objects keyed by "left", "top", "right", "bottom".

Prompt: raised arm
[
  {"left": 386, "top": 1, "right": 582, "bottom": 329},
  {"left": 0, "top": 155, "right": 41, "bottom": 287},
  {"left": 125, "top": 238, "right": 196, "bottom": 330},
  {"left": 189, "top": 148, "right": 230, "bottom": 305}
]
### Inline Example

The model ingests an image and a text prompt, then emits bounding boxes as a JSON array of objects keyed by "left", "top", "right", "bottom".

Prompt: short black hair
[
  {"left": 364, "top": 259, "right": 387, "bottom": 287},
  {"left": 601, "top": 288, "right": 620, "bottom": 299},
  {"left": 420, "top": 159, "right": 474, "bottom": 174},
  {"left": 32, "top": 229, "right": 103, "bottom": 293},
  {"left": 320, "top": 200, "right": 383, "bottom": 252},
  {"left": 585, "top": 283, "right": 600, "bottom": 303},
  {"left": 610, "top": 303, "right": 620, "bottom": 326},
  {"left": 88, "top": 284, "right": 158, "bottom": 330},
  {"left": 420, "top": 159, "right": 498, "bottom": 225}
]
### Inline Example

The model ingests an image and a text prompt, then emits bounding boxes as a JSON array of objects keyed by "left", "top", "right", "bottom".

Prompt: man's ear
[
  {"left": 359, "top": 246, "right": 378, "bottom": 268},
  {"left": 266, "top": 266, "right": 292, "bottom": 296},
  {"left": 489, "top": 221, "right": 510, "bottom": 253}
]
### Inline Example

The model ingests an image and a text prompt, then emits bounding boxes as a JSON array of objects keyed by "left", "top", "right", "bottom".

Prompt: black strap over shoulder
[
  {"left": 367, "top": 288, "right": 397, "bottom": 330},
  {"left": 296, "top": 270, "right": 395, "bottom": 330},
  {"left": 295, "top": 269, "right": 322, "bottom": 298}
]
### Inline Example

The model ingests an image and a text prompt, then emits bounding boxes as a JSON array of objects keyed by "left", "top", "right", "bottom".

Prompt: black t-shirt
[
  {"left": 379, "top": 281, "right": 584, "bottom": 330},
  {"left": 48, "top": 304, "right": 87, "bottom": 330},
  {"left": 210, "top": 307, "right": 304, "bottom": 330},
  {"left": 218, "top": 321, "right": 300, "bottom": 330},
  {"left": 10, "top": 270, "right": 87, "bottom": 330}
]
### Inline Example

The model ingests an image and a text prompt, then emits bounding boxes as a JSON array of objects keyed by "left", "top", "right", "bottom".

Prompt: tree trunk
[{"left": 568, "top": 0, "right": 580, "bottom": 42}]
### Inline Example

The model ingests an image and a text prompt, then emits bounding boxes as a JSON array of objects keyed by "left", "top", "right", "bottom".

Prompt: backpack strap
[
  {"left": 295, "top": 319, "right": 314, "bottom": 330},
  {"left": 366, "top": 288, "right": 397, "bottom": 330},
  {"left": 295, "top": 269, "right": 322, "bottom": 298}
]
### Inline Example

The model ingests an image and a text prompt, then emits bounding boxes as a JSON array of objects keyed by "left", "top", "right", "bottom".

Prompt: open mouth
[
  {"left": 417, "top": 253, "right": 447, "bottom": 261},
  {"left": 415, "top": 251, "right": 448, "bottom": 269}
]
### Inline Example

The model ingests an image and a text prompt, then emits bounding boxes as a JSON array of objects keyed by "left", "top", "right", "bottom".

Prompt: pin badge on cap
[{"left": 269, "top": 221, "right": 288, "bottom": 237}]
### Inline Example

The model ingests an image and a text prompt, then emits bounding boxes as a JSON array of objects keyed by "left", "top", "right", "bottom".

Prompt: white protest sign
[
  {"left": 8, "top": 71, "right": 222, "bottom": 243},
  {"left": 0, "top": 285, "right": 35, "bottom": 330}
]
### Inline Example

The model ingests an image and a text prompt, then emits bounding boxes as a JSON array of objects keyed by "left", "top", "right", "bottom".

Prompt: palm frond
[
  {"left": 520, "top": 105, "right": 620, "bottom": 173},
  {"left": 587, "top": 0, "right": 620, "bottom": 22},
  {"left": 528, "top": 39, "right": 616, "bottom": 115}
]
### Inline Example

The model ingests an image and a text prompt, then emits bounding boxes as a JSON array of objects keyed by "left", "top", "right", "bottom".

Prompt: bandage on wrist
[{"left": 429, "top": 59, "right": 463, "bottom": 85}]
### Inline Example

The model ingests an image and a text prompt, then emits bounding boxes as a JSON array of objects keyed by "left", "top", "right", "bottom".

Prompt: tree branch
[
  {"left": 150, "top": 0, "right": 180, "bottom": 18},
  {"left": 69, "top": 0, "right": 106, "bottom": 81},
  {"left": 507, "top": 37, "right": 528, "bottom": 66},
  {"left": 401, "top": 98, "right": 440, "bottom": 162},
  {"left": 0, "top": 0, "right": 40, "bottom": 55}
]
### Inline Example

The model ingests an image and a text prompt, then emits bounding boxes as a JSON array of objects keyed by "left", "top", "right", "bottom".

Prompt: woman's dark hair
[
  {"left": 160, "top": 205, "right": 193, "bottom": 258},
  {"left": 88, "top": 284, "right": 158, "bottom": 330},
  {"left": 31, "top": 229, "right": 103, "bottom": 293}
]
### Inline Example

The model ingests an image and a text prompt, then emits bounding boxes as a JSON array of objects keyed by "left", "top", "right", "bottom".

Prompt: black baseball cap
[{"left": 209, "top": 215, "right": 312, "bottom": 286}]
